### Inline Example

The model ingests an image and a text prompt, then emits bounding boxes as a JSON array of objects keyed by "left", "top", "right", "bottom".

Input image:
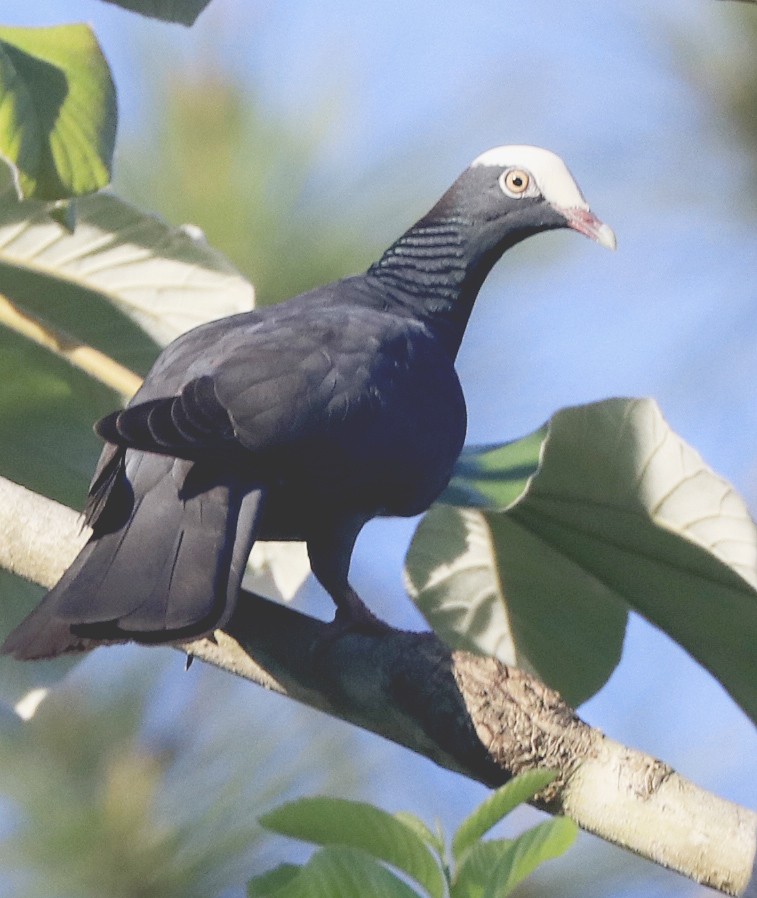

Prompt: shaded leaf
[
  {"left": 261, "top": 797, "right": 444, "bottom": 898},
  {"left": 452, "top": 770, "right": 558, "bottom": 862},
  {"left": 249, "top": 847, "right": 422, "bottom": 898},
  {"left": 0, "top": 25, "right": 116, "bottom": 200},
  {"left": 98, "top": 0, "right": 212, "bottom": 26},
  {"left": 406, "top": 398, "right": 757, "bottom": 717},
  {"left": 443, "top": 429, "right": 545, "bottom": 509},
  {"left": 248, "top": 864, "right": 301, "bottom": 896}
]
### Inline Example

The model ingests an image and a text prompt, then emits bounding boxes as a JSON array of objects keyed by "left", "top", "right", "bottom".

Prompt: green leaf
[
  {"left": 249, "top": 847, "right": 422, "bottom": 898},
  {"left": 406, "top": 502, "right": 628, "bottom": 707},
  {"left": 0, "top": 193, "right": 255, "bottom": 365},
  {"left": 393, "top": 812, "right": 446, "bottom": 859},
  {"left": 406, "top": 398, "right": 757, "bottom": 718},
  {"left": 452, "top": 818, "right": 576, "bottom": 898},
  {"left": 0, "top": 25, "right": 116, "bottom": 201},
  {"left": 482, "top": 817, "right": 576, "bottom": 898},
  {"left": 260, "top": 798, "right": 445, "bottom": 898},
  {"left": 452, "top": 771, "right": 558, "bottom": 862},
  {"left": 248, "top": 864, "right": 302, "bottom": 897},
  {"left": 98, "top": 0, "right": 212, "bottom": 26},
  {"left": 450, "top": 840, "right": 512, "bottom": 898},
  {"left": 442, "top": 429, "right": 546, "bottom": 509}
]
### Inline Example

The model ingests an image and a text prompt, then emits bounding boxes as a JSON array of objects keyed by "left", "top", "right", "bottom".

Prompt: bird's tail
[{"left": 2, "top": 449, "right": 263, "bottom": 660}]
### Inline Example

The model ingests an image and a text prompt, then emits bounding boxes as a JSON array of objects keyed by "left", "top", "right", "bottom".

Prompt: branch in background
[{"left": 0, "top": 475, "right": 755, "bottom": 896}]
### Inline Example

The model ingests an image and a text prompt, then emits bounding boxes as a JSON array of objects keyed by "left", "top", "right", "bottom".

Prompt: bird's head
[{"left": 437, "top": 144, "right": 616, "bottom": 254}]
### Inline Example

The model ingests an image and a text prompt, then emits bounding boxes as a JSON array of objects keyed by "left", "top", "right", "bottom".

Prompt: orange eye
[{"left": 500, "top": 169, "right": 530, "bottom": 196}]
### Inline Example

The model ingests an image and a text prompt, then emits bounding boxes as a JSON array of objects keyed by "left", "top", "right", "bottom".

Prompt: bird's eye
[{"left": 499, "top": 168, "right": 531, "bottom": 197}]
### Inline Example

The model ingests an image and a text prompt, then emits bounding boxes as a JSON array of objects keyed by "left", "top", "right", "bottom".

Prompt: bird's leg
[{"left": 307, "top": 521, "right": 391, "bottom": 635}]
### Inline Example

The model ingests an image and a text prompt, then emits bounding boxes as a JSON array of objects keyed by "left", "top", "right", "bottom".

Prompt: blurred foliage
[
  {"left": 0, "top": 655, "right": 364, "bottom": 898},
  {"left": 677, "top": 6, "right": 757, "bottom": 200},
  {"left": 717, "top": 11, "right": 757, "bottom": 183},
  {"left": 121, "top": 68, "right": 385, "bottom": 307},
  {"left": 0, "top": 664, "right": 258, "bottom": 898}
]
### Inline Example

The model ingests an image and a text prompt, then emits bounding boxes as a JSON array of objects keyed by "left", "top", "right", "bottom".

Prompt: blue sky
[{"left": 2, "top": 1, "right": 756, "bottom": 895}]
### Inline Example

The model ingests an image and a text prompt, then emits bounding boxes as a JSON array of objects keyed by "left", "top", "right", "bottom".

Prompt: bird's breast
[{"left": 261, "top": 340, "right": 467, "bottom": 525}]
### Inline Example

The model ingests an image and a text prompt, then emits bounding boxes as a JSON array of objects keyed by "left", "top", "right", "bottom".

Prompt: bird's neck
[{"left": 366, "top": 213, "right": 515, "bottom": 358}]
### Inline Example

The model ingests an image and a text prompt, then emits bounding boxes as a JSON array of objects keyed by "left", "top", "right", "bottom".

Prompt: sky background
[{"left": 1, "top": 1, "right": 756, "bottom": 896}]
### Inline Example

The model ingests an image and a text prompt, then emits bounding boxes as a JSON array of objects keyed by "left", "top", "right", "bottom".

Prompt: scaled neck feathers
[{"left": 367, "top": 208, "right": 520, "bottom": 359}]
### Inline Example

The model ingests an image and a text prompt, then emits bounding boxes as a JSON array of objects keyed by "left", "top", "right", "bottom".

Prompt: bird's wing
[{"left": 96, "top": 304, "right": 406, "bottom": 460}]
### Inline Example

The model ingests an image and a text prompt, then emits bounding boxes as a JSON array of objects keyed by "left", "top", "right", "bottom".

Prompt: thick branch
[{"left": 0, "top": 475, "right": 755, "bottom": 896}]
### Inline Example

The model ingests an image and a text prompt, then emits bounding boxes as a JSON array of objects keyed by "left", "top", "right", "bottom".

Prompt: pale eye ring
[{"left": 499, "top": 168, "right": 530, "bottom": 197}]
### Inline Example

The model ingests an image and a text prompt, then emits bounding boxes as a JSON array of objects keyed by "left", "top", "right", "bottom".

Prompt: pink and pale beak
[{"left": 563, "top": 207, "right": 617, "bottom": 251}]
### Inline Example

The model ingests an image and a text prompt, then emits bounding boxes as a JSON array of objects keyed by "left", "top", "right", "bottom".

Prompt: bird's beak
[{"left": 563, "top": 207, "right": 617, "bottom": 251}]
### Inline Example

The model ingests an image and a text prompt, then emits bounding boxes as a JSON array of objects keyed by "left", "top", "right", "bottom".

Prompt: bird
[{"left": 2, "top": 145, "right": 615, "bottom": 660}]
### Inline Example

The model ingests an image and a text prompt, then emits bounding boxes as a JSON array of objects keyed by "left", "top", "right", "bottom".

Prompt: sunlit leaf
[
  {"left": 249, "top": 847, "right": 422, "bottom": 898},
  {"left": 98, "top": 0, "right": 212, "bottom": 26},
  {"left": 245, "top": 541, "right": 311, "bottom": 603},
  {"left": 450, "top": 840, "right": 512, "bottom": 898},
  {"left": 261, "top": 797, "right": 444, "bottom": 898},
  {"left": 393, "top": 812, "right": 446, "bottom": 859},
  {"left": 452, "top": 818, "right": 577, "bottom": 898},
  {"left": 452, "top": 771, "right": 558, "bottom": 862},
  {"left": 0, "top": 25, "right": 116, "bottom": 200},
  {"left": 0, "top": 193, "right": 254, "bottom": 356},
  {"left": 406, "top": 398, "right": 757, "bottom": 717}
]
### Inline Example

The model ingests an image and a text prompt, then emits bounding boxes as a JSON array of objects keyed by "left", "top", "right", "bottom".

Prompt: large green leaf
[
  {"left": 406, "top": 398, "right": 757, "bottom": 718},
  {"left": 452, "top": 819, "right": 577, "bottom": 898},
  {"left": 0, "top": 25, "right": 116, "bottom": 201},
  {"left": 98, "top": 0, "right": 212, "bottom": 26},
  {"left": 0, "top": 192, "right": 255, "bottom": 359},
  {"left": 248, "top": 847, "right": 422, "bottom": 898},
  {"left": 452, "top": 771, "right": 558, "bottom": 862},
  {"left": 260, "top": 798, "right": 444, "bottom": 898}
]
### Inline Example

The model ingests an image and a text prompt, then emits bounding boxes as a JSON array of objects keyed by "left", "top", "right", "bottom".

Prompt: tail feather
[{"left": 2, "top": 449, "right": 263, "bottom": 660}]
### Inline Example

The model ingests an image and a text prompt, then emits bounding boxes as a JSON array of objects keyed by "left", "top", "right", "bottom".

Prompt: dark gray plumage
[{"left": 3, "top": 145, "right": 615, "bottom": 659}]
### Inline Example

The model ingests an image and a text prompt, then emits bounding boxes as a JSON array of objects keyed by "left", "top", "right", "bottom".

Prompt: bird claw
[{"left": 331, "top": 604, "right": 394, "bottom": 637}]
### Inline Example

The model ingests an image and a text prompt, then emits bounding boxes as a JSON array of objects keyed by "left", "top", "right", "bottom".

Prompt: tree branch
[{"left": 0, "top": 475, "right": 755, "bottom": 896}]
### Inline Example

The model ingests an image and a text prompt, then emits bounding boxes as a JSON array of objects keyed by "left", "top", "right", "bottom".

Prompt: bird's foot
[{"left": 329, "top": 602, "right": 394, "bottom": 638}]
